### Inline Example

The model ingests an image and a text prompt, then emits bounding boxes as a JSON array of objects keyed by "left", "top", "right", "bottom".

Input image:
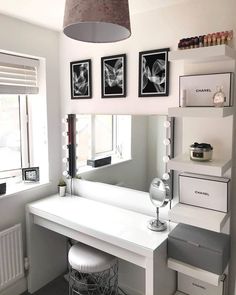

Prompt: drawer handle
[{"left": 187, "top": 241, "right": 200, "bottom": 247}]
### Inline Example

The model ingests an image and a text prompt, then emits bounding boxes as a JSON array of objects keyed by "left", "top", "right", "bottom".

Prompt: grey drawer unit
[{"left": 168, "top": 224, "right": 230, "bottom": 275}]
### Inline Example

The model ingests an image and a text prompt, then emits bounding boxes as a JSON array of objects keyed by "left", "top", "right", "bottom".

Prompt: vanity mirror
[
  {"left": 148, "top": 177, "right": 170, "bottom": 231},
  {"left": 62, "top": 114, "right": 174, "bottom": 196}
]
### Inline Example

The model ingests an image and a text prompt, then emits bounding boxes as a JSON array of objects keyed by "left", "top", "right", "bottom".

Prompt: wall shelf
[
  {"left": 168, "top": 107, "right": 234, "bottom": 118},
  {"left": 169, "top": 45, "right": 236, "bottom": 63},
  {"left": 167, "top": 153, "right": 231, "bottom": 177},
  {"left": 169, "top": 203, "right": 229, "bottom": 233},
  {"left": 168, "top": 258, "right": 223, "bottom": 286}
]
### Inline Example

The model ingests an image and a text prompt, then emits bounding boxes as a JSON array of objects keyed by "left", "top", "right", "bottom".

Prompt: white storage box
[
  {"left": 178, "top": 273, "right": 226, "bottom": 295},
  {"left": 179, "top": 72, "right": 234, "bottom": 107},
  {"left": 179, "top": 173, "right": 230, "bottom": 213}
]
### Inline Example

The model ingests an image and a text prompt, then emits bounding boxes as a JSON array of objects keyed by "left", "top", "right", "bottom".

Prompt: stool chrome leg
[{"left": 69, "top": 265, "right": 72, "bottom": 295}]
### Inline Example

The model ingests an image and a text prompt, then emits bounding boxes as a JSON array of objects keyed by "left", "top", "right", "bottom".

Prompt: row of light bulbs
[
  {"left": 162, "top": 120, "right": 172, "bottom": 181},
  {"left": 62, "top": 117, "right": 172, "bottom": 179}
]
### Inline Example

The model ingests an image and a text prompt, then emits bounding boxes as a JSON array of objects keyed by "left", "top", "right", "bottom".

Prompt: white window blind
[{"left": 0, "top": 52, "right": 39, "bottom": 94}]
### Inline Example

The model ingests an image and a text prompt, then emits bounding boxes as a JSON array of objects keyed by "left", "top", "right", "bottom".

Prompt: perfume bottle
[
  {"left": 180, "top": 89, "right": 187, "bottom": 107},
  {"left": 213, "top": 86, "right": 225, "bottom": 107}
]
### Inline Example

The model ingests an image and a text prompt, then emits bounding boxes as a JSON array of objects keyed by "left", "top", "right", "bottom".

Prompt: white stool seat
[{"left": 68, "top": 242, "right": 117, "bottom": 273}]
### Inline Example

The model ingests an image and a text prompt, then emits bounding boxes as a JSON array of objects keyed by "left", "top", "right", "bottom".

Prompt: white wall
[
  {"left": 0, "top": 14, "right": 61, "bottom": 294},
  {"left": 59, "top": 0, "right": 236, "bottom": 293}
]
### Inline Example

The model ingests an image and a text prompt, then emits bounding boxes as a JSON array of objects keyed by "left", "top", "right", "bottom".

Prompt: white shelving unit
[
  {"left": 167, "top": 153, "right": 232, "bottom": 177},
  {"left": 169, "top": 203, "right": 229, "bottom": 233},
  {"left": 168, "top": 258, "right": 223, "bottom": 286},
  {"left": 167, "top": 44, "right": 235, "bottom": 291},
  {"left": 169, "top": 44, "right": 236, "bottom": 63},
  {"left": 168, "top": 107, "right": 234, "bottom": 118}
]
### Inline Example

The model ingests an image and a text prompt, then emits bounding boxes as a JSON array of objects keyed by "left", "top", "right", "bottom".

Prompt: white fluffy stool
[{"left": 68, "top": 242, "right": 118, "bottom": 295}]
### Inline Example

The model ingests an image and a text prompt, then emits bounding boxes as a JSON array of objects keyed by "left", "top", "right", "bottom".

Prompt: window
[
  {"left": 94, "top": 115, "right": 114, "bottom": 155},
  {"left": 0, "top": 51, "right": 49, "bottom": 187},
  {"left": 75, "top": 114, "right": 131, "bottom": 170},
  {"left": 0, "top": 95, "right": 29, "bottom": 177}
]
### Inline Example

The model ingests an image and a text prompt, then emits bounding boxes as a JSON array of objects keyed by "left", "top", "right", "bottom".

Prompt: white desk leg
[
  {"left": 26, "top": 207, "right": 67, "bottom": 293},
  {"left": 145, "top": 241, "right": 176, "bottom": 295},
  {"left": 146, "top": 256, "right": 155, "bottom": 295}
]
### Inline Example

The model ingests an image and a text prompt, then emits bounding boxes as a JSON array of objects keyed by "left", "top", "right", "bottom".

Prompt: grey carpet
[{"left": 21, "top": 275, "right": 68, "bottom": 295}]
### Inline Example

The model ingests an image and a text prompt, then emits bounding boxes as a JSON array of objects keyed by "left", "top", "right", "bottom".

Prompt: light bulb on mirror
[
  {"left": 62, "top": 157, "right": 68, "bottom": 163},
  {"left": 163, "top": 138, "right": 171, "bottom": 146},
  {"left": 163, "top": 155, "right": 170, "bottom": 163},
  {"left": 62, "top": 131, "right": 68, "bottom": 137},
  {"left": 163, "top": 121, "right": 171, "bottom": 128},
  {"left": 62, "top": 171, "right": 68, "bottom": 177},
  {"left": 147, "top": 178, "right": 170, "bottom": 232},
  {"left": 162, "top": 173, "right": 170, "bottom": 180}
]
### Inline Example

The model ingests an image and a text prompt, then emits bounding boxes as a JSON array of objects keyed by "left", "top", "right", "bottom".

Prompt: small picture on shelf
[
  {"left": 22, "top": 167, "right": 40, "bottom": 182},
  {"left": 139, "top": 48, "right": 169, "bottom": 97}
]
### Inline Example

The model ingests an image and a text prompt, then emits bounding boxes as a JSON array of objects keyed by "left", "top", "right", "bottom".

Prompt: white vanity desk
[{"left": 26, "top": 195, "right": 176, "bottom": 295}]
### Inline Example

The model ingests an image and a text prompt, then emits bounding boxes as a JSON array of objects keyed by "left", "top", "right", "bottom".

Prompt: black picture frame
[
  {"left": 22, "top": 167, "right": 40, "bottom": 182},
  {"left": 138, "top": 48, "right": 170, "bottom": 97},
  {"left": 70, "top": 59, "right": 92, "bottom": 99},
  {"left": 101, "top": 54, "right": 126, "bottom": 98}
]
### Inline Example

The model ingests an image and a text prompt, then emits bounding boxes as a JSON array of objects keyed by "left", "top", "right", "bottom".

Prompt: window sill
[
  {"left": 78, "top": 157, "right": 132, "bottom": 175},
  {"left": 0, "top": 180, "right": 51, "bottom": 200}
]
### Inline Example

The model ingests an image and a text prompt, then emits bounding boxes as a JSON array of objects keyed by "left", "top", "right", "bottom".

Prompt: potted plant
[{"left": 58, "top": 179, "right": 67, "bottom": 197}]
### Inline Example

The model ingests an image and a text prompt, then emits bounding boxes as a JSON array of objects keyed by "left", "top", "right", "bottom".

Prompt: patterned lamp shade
[{"left": 63, "top": 0, "right": 131, "bottom": 43}]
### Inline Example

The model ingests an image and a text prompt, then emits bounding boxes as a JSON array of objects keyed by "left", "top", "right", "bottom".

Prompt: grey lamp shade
[{"left": 63, "top": 0, "right": 131, "bottom": 43}]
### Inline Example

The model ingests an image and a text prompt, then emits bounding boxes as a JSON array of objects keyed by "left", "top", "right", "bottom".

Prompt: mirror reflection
[{"left": 74, "top": 115, "right": 171, "bottom": 193}]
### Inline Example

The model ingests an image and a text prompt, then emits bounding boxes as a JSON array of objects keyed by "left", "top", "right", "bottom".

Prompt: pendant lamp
[{"left": 63, "top": 0, "right": 131, "bottom": 43}]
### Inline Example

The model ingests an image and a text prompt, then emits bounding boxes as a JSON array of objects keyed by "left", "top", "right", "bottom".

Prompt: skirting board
[
  {"left": 119, "top": 283, "right": 143, "bottom": 295},
  {"left": 0, "top": 277, "right": 27, "bottom": 295}
]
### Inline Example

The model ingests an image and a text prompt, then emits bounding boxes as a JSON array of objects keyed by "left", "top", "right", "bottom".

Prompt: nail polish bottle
[
  {"left": 207, "top": 34, "right": 212, "bottom": 46},
  {"left": 212, "top": 33, "right": 216, "bottom": 46},
  {"left": 216, "top": 32, "right": 221, "bottom": 45},
  {"left": 221, "top": 32, "right": 226, "bottom": 45},
  {"left": 199, "top": 35, "right": 204, "bottom": 47}
]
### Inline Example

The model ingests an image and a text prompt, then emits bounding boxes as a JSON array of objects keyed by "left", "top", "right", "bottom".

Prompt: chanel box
[
  {"left": 179, "top": 173, "right": 230, "bottom": 213},
  {"left": 0, "top": 182, "right": 6, "bottom": 195},
  {"left": 178, "top": 273, "right": 226, "bottom": 295},
  {"left": 87, "top": 156, "right": 111, "bottom": 168},
  {"left": 168, "top": 224, "right": 230, "bottom": 274},
  {"left": 179, "top": 72, "right": 234, "bottom": 107}
]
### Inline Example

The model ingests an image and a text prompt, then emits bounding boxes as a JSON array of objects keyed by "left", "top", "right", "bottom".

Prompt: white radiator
[{"left": 0, "top": 224, "right": 24, "bottom": 291}]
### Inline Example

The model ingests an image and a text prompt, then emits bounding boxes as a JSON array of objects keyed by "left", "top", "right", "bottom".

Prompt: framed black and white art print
[
  {"left": 70, "top": 59, "right": 92, "bottom": 99},
  {"left": 101, "top": 54, "right": 126, "bottom": 98},
  {"left": 139, "top": 48, "right": 169, "bottom": 97}
]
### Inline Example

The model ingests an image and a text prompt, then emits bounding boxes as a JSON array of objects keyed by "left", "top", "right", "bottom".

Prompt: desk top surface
[{"left": 28, "top": 195, "right": 173, "bottom": 255}]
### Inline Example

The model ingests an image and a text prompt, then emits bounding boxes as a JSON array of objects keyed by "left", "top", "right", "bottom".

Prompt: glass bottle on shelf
[{"left": 213, "top": 86, "right": 225, "bottom": 107}]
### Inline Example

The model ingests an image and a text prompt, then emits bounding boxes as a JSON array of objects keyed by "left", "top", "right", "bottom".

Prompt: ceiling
[{"left": 0, "top": 0, "right": 186, "bottom": 31}]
